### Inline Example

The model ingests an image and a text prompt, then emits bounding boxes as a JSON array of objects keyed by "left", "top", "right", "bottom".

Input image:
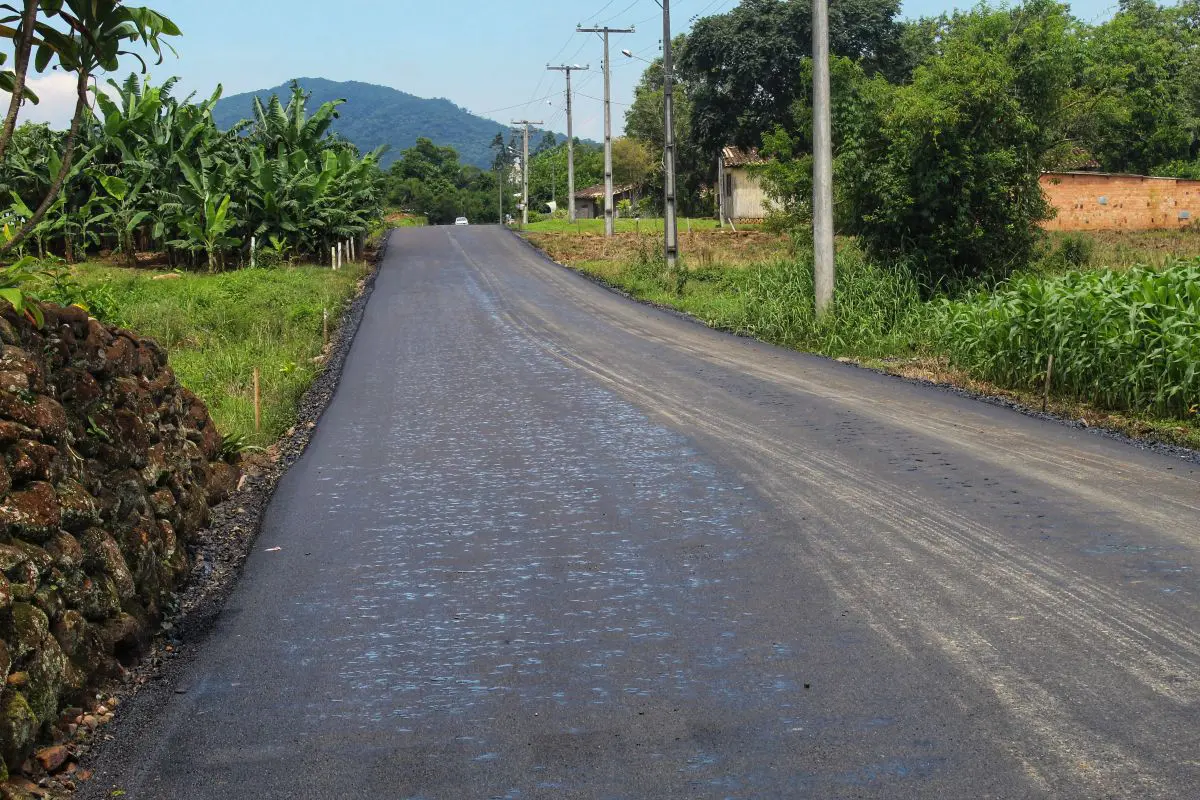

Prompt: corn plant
[{"left": 939, "top": 262, "right": 1200, "bottom": 417}]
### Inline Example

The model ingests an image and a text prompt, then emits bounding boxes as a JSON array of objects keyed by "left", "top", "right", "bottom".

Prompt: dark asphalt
[{"left": 85, "top": 226, "right": 1200, "bottom": 799}]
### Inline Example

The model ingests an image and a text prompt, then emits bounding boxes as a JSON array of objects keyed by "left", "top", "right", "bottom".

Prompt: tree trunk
[
  {"left": 0, "top": 68, "right": 91, "bottom": 256},
  {"left": 0, "top": 0, "right": 40, "bottom": 164}
]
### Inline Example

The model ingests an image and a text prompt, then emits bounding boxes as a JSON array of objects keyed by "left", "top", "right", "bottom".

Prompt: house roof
[
  {"left": 722, "top": 146, "right": 766, "bottom": 167},
  {"left": 574, "top": 183, "right": 635, "bottom": 199}
]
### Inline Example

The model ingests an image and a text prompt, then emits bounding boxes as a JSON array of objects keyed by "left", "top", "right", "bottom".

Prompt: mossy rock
[{"left": 0, "top": 690, "right": 38, "bottom": 769}]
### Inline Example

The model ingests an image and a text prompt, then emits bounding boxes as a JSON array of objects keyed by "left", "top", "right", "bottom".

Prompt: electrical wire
[
  {"left": 577, "top": 91, "right": 631, "bottom": 107},
  {"left": 600, "top": 0, "right": 642, "bottom": 25},
  {"left": 477, "top": 92, "right": 559, "bottom": 116}
]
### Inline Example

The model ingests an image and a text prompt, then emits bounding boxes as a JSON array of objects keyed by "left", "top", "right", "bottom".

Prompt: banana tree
[
  {"left": 172, "top": 192, "right": 237, "bottom": 272},
  {"left": 0, "top": 1, "right": 179, "bottom": 255},
  {"left": 89, "top": 171, "right": 150, "bottom": 265}
]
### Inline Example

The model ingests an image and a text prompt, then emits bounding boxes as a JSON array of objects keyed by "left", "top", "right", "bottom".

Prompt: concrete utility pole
[
  {"left": 512, "top": 120, "right": 542, "bottom": 226},
  {"left": 812, "top": 0, "right": 835, "bottom": 317},
  {"left": 547, "top": 64, "right": 589, "bottom": 223},
  {"left": 578, "top": 25, "right": 635, "bottom": 237},
  {"left": 661, "top": 0, "right": 679, "bottom": 273}
]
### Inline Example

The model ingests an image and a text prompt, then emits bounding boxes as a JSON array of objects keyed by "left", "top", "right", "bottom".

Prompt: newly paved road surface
[{"left": 88, "top": 227, "right": 1200, "bottom": 798}]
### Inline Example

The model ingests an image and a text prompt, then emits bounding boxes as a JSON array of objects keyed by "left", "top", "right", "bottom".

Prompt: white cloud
[{"left": 0, "top": 72, "right": 83, "bottom": 130}]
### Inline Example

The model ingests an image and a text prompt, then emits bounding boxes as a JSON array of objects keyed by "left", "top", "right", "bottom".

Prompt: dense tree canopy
[
  {"left": 386, "top": 136, "right": 509, "bottom": 225},
  {"left": 679, "top": 0, "right": 905, "bottom": 158}
]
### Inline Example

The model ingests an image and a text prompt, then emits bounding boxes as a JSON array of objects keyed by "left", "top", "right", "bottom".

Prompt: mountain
[{"left": 212, "top": 78, "right": 551, "bottom": 169}]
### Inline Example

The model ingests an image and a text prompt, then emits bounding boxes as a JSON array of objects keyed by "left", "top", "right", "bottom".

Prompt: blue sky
[{"left": 13, "top": 0, "right": 1123, "bottom": 140}]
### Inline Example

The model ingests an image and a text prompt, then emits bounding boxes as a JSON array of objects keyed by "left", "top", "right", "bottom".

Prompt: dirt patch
[{"left": 872, "top": 356, "right": 1200, "bottom": 455}]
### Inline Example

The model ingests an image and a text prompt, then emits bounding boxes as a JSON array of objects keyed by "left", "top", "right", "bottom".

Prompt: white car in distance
[{"left": 454, "top": 217, "right": 469, "bottom": 226}]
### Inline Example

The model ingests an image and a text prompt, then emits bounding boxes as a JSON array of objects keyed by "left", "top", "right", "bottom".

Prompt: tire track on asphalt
[{"left": 455, "top": 228, "right": 1200, "bottom": 798}]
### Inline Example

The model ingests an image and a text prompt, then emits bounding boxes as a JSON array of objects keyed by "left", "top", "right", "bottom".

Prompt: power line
[
  {"left": 578, "top": 91, "right": 630, "bottom": 107},
  {"left": 599, "top": 0, "right": 641, "bottom": 25},
  {"left": 477, "top": 93, "right": 558, "bottom": 116}
]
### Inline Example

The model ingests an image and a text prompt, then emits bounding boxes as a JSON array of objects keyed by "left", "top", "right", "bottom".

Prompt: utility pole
[
  {"left": 661, "top": 0, "right": 679, "bottom": 274},
  {"left": 547, "top": 63, "right": 589, "bottom": 223},
  {"left": 512, "top": 120, "right": 542, "bottom": 226},
  {"left": 497, "top": 159, "right": 504, "bottom": 224},
  {"left": 812, "top": 0, "right": 835, "bottom": 317},
  {"left": 578, "top": 24, "right": 635, "bottom": 237}
]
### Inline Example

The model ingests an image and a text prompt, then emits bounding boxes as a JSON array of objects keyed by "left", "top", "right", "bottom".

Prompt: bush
[
  {"left": 939, "top": 262, "right": 1200, "bottom": 416},
  {"left": 841, "top": 0, "right": 1077, "bottom": 288},
  {"left": 1054, "top": 233, "right": 1096, "bottom": 269}
]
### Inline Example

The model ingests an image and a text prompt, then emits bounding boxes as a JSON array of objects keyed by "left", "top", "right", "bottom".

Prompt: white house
[{"left": 718, "top": 146, "right": 770, "bottom": 225}]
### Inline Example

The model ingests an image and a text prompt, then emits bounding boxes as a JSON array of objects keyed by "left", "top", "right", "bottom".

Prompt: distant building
[
  {"left": 718, "top": 147, "right": 769, "bottom": 225},
  {"left": 573, "top": 183, "right": 636, "bottom": 220},
  {"left": 1041, "top": 171, "right": 1200, "bottom": 231}
]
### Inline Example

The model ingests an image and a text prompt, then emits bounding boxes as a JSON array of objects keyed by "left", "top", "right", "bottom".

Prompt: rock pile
[{"left": 0, "top": 301, "right": 235, "bottom": 777}]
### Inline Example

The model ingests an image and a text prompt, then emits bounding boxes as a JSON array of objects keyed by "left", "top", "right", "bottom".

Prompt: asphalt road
[{"left": 86, "top": 226, "right": 1200, "bottom": 799}]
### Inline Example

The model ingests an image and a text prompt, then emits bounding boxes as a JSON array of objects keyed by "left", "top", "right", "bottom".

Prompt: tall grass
[
  {"left": 737, "top": 249, "right": 934, "bottom": 357},
  {"left": 940, "top": 262, "right": 1200, "bottom": 416},
  {"left": 575, "top": 240, "right": 934, "bottom": 359},
  {"left": 46, "top": 264, "right": 367, "bottom": 445}
]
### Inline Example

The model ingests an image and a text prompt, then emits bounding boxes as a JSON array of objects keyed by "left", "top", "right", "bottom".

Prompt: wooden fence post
[
  {"left": 253, "top": 367, "right": 261, "bottom": 433},
  {"left": 1043, "top": 353, "right": 1055, "bottom": 413}
]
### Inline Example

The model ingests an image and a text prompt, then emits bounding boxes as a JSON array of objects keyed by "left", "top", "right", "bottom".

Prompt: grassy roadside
[
  {"left": 523, "top": 217, "right": 727, "bottom": 234},
  {"left": 34, "top": 262, "right": 370, "bottom": 448},
  {"left": 524, "top": 229, "right": 1200, "bottom": 451}
]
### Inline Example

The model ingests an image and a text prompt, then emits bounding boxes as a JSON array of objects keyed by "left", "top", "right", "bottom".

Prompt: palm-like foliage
[{"left": 0, "top": 74, "right": 384, "bottom": 269}]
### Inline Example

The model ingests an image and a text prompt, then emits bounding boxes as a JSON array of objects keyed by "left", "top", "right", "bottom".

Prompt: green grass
[
  {"left": 36, "top": 263, "right": 368, "bottom": 447},
  {"left": 572, "top": 240, "right": 935, "bottom": 359},
  {"left": 939, "top": 262, "right": 1200, "bottom": 417},
  {"left": 524, "top": 217, "right": 725, "bottom": 234}
]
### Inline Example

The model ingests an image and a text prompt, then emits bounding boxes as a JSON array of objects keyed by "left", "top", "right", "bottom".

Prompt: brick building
[{"left": 1040, "top": 171, "right": 1200, "bottom": 231}]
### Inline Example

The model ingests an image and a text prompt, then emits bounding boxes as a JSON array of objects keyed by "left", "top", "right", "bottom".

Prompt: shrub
[
  {"left": 841, "top": 0, "right": 1079, "bottom": 288},
  {"left": 1055, "top": 233, "right": 1096, "bottom": 269}
]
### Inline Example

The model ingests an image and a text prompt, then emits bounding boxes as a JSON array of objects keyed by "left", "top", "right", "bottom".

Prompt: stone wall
[
  {"left": 1041, "top": 171, "right": 1200, "bottom": 231},
  {"left": 0, "top": 301, "right": 235, "bottom": 777}
]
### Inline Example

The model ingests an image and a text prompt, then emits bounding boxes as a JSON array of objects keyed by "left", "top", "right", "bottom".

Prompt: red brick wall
[{"left": 1040, "top": 172, "right": 1200, "bottom": 231}]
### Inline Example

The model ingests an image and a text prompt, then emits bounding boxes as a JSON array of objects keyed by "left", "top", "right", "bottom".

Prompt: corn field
[{"left": 939, "top": 263, "right": 1200, "bottom": 417}]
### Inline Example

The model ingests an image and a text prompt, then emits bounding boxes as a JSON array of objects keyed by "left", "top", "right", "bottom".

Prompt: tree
[
  {"left": 534, "top": 131, "right": 557, "bottom": 155},
  {"left": 0, "top": 1, "right": 180, "bottom": 255},
  {"left": 756, "top": 56, "right": 872, "bottom": 231},
  {"left": 527, "top": 140, "right": 603, "bottom": 214},
  {"left": 1080, "top": 0, "right": 1200, "bottom": 175},
  {"left": 624, "top": 39, "right": 708, "bottom": 216},
  {"left": 842, "top": 0, "right": 1081, "bottom": 286},
  {"left": 386, "top": 138, "right": 502, "bottom": 225},
  {"left": 612, "top": 137, "right": 653, "bottom": 195},
  {"left": 679, "top": 0, "right": 905, "bottom": 160}
]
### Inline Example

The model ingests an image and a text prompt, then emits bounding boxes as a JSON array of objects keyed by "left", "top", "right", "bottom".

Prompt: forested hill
[{"left": 212, "top": 78, "right": 514, "bottom": 168}]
